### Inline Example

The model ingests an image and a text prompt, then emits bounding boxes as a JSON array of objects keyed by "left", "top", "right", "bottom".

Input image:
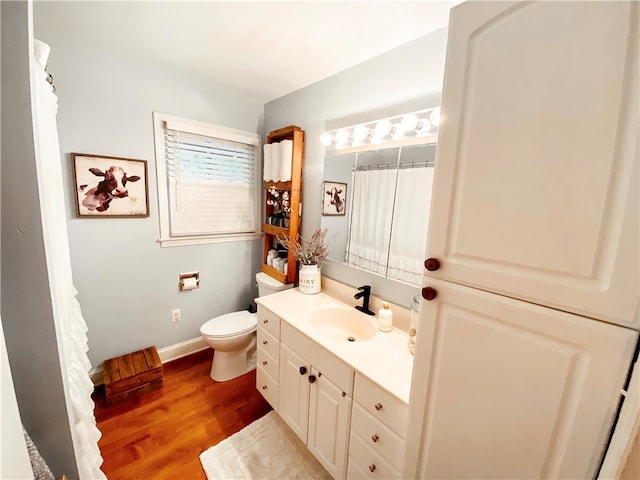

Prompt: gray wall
[
  {"left": 34, "top": 2, "right": 265, "bottom": 367},
  {"left": 264, "top": 28, "right": 448, "bottom": 308},
  {"left": 1, "top": 2, "right": 77, "bottom": 476}
]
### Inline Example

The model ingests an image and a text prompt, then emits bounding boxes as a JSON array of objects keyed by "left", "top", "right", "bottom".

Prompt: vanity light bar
[{"left": 320, "top": 107, "right": 441, "bottom": 150}]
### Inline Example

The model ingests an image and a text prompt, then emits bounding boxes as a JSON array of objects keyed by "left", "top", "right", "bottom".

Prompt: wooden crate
[{"left": 103, "top": 346, "right": 162, "bottom": 406}]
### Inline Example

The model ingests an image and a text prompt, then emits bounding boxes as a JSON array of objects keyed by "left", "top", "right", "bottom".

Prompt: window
[{"left": 153, "top": 112, "right": 261, "bottom": 247}]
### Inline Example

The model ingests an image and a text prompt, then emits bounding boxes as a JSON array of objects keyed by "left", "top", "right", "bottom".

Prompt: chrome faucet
[{"left": 354, "top": 285, "right": 375, "bottom": 316}]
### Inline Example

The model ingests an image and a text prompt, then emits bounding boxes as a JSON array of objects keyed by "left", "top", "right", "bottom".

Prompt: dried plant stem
[{"left": 278, "top": 228, "right": 330, "bottom": 266}]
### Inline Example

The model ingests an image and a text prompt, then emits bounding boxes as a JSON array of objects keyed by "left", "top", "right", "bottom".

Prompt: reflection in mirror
[{"left": 321, "top": 144, "right": 436, "bottom": 286}]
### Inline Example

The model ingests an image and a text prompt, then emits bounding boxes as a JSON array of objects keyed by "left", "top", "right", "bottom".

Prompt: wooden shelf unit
[{"left": 262, "top": 125, "right": 305, "bottom": 284}]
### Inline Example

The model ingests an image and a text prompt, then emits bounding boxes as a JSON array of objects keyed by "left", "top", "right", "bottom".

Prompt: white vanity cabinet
[
  {"left": 256, "top": 306, "right": 281, "bottom": 411},
  {"left": 347, "top": 373, "right": 408, "bottom": 479},
  {"left": 279, "top": 322, "right": 354, "bottom": 479}
]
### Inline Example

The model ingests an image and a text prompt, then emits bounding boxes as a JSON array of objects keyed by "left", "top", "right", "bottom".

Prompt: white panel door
[
  {"left": 426, "top": 1, "right": 639, "bottom": 327},
  {"left": 308, "top": 368, "right": 352, "bottom": 479},
  {"left": 279, "top": 343, "right": 310, "bottom": 443},
  {"left": 411, "top": 279, "right": 637, "bottom": 479}
]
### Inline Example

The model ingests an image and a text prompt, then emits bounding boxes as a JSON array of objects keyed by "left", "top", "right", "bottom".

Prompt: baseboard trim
[{"left": 89, "top": 337, "right": 208, "bottom": 386}]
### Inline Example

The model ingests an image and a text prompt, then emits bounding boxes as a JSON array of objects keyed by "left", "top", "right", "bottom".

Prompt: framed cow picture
[
  {"left": 322, "top": 181, "right": 347, "bottom": 216},
  {"left": 72, "top": 153, "right": 150, "bottom": 218}
]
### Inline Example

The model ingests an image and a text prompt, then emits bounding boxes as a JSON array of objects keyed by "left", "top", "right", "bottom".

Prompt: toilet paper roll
[
  {"left": 181, "top": 277, "right": 199, "bottom": 291},
  {"left": 279, "top": 140, "right": 293, "bottom": 182},
  {"left": 271, "top": 142, "right": 282, "bottom": 182},
  {"left": 263, "top": 144, "right": 273, "bottom": 181}
]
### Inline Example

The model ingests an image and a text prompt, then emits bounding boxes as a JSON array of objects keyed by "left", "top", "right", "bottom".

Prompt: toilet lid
[{"left": 201, "top": 310, "right": 257, "bottom": 338}]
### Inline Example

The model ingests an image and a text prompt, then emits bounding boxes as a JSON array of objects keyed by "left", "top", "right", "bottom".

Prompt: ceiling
[{"left": 37, "top": 1, "right": 457, "bottom": 103}]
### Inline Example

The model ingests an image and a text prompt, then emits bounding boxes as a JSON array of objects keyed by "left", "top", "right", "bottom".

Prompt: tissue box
[{"left": 103, "top": 346, "right": 162, "bottom": 406}]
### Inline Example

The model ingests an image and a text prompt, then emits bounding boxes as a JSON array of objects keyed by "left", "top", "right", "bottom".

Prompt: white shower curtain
[
  {"left": 346, "top": 168, "right": 397, "bottom": 275},
  {"left": 31, "top": 40, "right": 106, "bottom": 479},
  {"left": 387, "top": 166, "right": 434, "bottom": 285}
]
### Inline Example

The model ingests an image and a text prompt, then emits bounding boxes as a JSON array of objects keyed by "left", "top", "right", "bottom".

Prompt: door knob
[
  {"left": 308, "top": 375, "right": 317, "bottom": 384},
  {"left": 299, "top": 366, "right": 307, "bottom": 375},
  {"left": 421, "top": 286, "right": 437, "bottom": 301},
  {"left": 424, "top": 258, "right": 440, "bottom": 271}
]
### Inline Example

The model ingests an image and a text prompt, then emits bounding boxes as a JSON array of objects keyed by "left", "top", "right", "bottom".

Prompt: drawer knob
[
  {"left": 262, "top": 361, "right": 268, "bottom": 366},
  {"left": 262, "top": 340, "right": 268, "bottom": 345},
  {"left": 262, "top": 385, "right": 267, "bottom": 390},
  {"left": 308, "top": 374, "right": 317, "bottom": 384},
  {"left": 424, "top": 258, "right": 441, "bottom": 271},
  {"left": 421, "top": 286, "right": 437, "bottom": 301},
  {"left": 374, "top": 402, "right": 383, "bottom": 411},
  {"left": 299, "top": 366, "right": 307, "bottom": 375},
  {"left": 369, "top": 464, "right": 376, "bottom": 473},
  {"left": 371, "top": 434, "right": 379, "bottom": 443},
  {"left": 263, "top": 319, "right": 268, "bottom": 324}
]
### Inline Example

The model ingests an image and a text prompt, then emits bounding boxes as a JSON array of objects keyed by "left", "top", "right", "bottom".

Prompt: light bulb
[
  {"left": 320, "top": 132, "right": 333, "bottom": 146},
  {"left": 335, "top": 129, "right": 350, "bottom": 146},
  {"left": 429, "top": 107, "right": 441, "bottom": 127},
  {"left": 401, "top": 113, "right": 419, "bottom": 132},
  {"left": 352, "top": 125, "right": 369, "bottom": 143},
  {"left": 374, "top": 119, "right": 392, "bottom": 138},
  {"left": 417, "top": 118, "right": 432, "bottom": 134}
]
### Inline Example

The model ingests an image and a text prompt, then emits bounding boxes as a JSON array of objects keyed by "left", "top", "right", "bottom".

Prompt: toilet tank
[{"left": 256, "top": 272, "right": 294, "bottom": 297}]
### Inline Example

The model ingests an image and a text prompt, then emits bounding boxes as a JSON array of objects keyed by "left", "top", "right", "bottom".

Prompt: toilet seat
[{"left": 201, "top": 310, "right": 257, "bottom": 339}]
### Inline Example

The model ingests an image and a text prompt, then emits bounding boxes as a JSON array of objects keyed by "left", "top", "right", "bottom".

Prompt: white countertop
[{"left": 256, "top": 288, "right": 414, "bottom": 404}]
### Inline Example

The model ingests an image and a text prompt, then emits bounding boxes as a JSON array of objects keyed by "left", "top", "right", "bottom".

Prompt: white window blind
[
  {"left": 153, "top": 112, "right": 261, "bottom": 246},
  {"left": 165, "top": 128, "right": 256, "bottom": 235}
]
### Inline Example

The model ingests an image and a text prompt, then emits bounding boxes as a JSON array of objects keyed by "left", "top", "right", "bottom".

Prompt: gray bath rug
[{"left": 199, "top": 411, "right": 331, "bottom": 479}]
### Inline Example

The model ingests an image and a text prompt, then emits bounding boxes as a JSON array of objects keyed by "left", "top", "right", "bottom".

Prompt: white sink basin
[{"left": 307, "top": 304, "right": 377, "bottom": 342}]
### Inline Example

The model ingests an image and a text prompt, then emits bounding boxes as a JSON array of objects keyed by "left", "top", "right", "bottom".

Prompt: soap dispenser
[{"left": 377, "top": 303, "right": 393, "bottom": 332}]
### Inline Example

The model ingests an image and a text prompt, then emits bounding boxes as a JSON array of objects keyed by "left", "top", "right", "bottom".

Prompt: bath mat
[
  {"left": 199, "top": 411, "right": 331, "bottom": 479},
  {"left": 200, "top": 411, "right": 331, "bottom": 480}
]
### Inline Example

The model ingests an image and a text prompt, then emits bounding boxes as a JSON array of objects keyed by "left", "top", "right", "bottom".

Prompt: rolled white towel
[
  {"left": 263, "top": 144, "right": 273, "bottom": 181},
  {"left": 279, "top": 139, "right": 293, "bottom": 182},
  {"left": 271, "top": 142, "right": 282, "bottom": 182}
]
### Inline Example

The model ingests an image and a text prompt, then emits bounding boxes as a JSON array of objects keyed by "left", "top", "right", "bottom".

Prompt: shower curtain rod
[{"left": 354, "top": 161, "right": 435, "bottom": 171}]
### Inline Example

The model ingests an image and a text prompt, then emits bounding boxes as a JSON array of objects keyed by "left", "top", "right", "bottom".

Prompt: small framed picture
[
  {"left": 322, "top": 181, "right": 347, "bottom": 216},
  {"left": 72, "top": 153, "right": 150, "bottom": 218}
]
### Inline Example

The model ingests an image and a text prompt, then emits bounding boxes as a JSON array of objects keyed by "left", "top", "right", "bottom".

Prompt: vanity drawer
[
  {"left": 257, "top": 306, "right": 281, "bottom": 338},
  {"left": 256, "top": 366, "right": 278, "bottom": 411},
  {"left": 354, "top": 373, "right": 408, "bottom": 438},
  {"left": 257, "top": 346, "right": 278, "bottom": 381},
  {"left": 257, "top": 327, "right": 279, "bottom": 360},
  {"left": 351, "top": 403, "right": 405, "bottom": 470},
  {"left": 347, "top": 458, "right": 371, "bottom": 480},
  {"left": 348, "top": 429, "right": 402, "bottom": 479}
]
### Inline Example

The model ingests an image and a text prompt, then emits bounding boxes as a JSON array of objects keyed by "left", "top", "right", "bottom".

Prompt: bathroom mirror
[{"left": 321, "top": 143, "right": 436, "bottom": 286}]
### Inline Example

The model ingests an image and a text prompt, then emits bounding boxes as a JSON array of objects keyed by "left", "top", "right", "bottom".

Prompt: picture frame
[
  {"left": 322, "top": 181, "right": 347, "bottom": 216},
  {"left": 72, "top": 153, "right": 150, "bottom": 218}
]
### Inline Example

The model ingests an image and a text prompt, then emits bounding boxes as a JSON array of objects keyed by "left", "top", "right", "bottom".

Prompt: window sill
[{"left": 158, "top": 233, "right": 262, "bottom": 248}]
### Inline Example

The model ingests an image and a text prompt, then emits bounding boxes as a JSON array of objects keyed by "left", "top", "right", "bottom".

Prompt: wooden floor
[{"left": 93, "top": 349, "right": 272, "bottom": 479}]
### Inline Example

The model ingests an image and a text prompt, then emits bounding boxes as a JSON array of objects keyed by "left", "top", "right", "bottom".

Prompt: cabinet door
[
  {"left": 408, "top": 279, "right": 637, "bottom": 479},
  {"left": 308, "top": 368, "right": 352, "bottom": 479},
  {"left": 279, "top": 343, "right": 310, "bottom": 443},
  {"left": 427, "top": 1, "right": 639, "bottom": 327}
]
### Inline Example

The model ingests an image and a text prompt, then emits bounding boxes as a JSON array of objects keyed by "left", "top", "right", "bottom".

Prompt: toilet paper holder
[{"left": 179, "top": 271, "right": 200, "bottom": 291}]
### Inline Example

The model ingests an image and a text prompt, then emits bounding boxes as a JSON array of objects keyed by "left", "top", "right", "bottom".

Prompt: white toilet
[{"left": 200, "top": 272, "right": 293, "bottom": 382}]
